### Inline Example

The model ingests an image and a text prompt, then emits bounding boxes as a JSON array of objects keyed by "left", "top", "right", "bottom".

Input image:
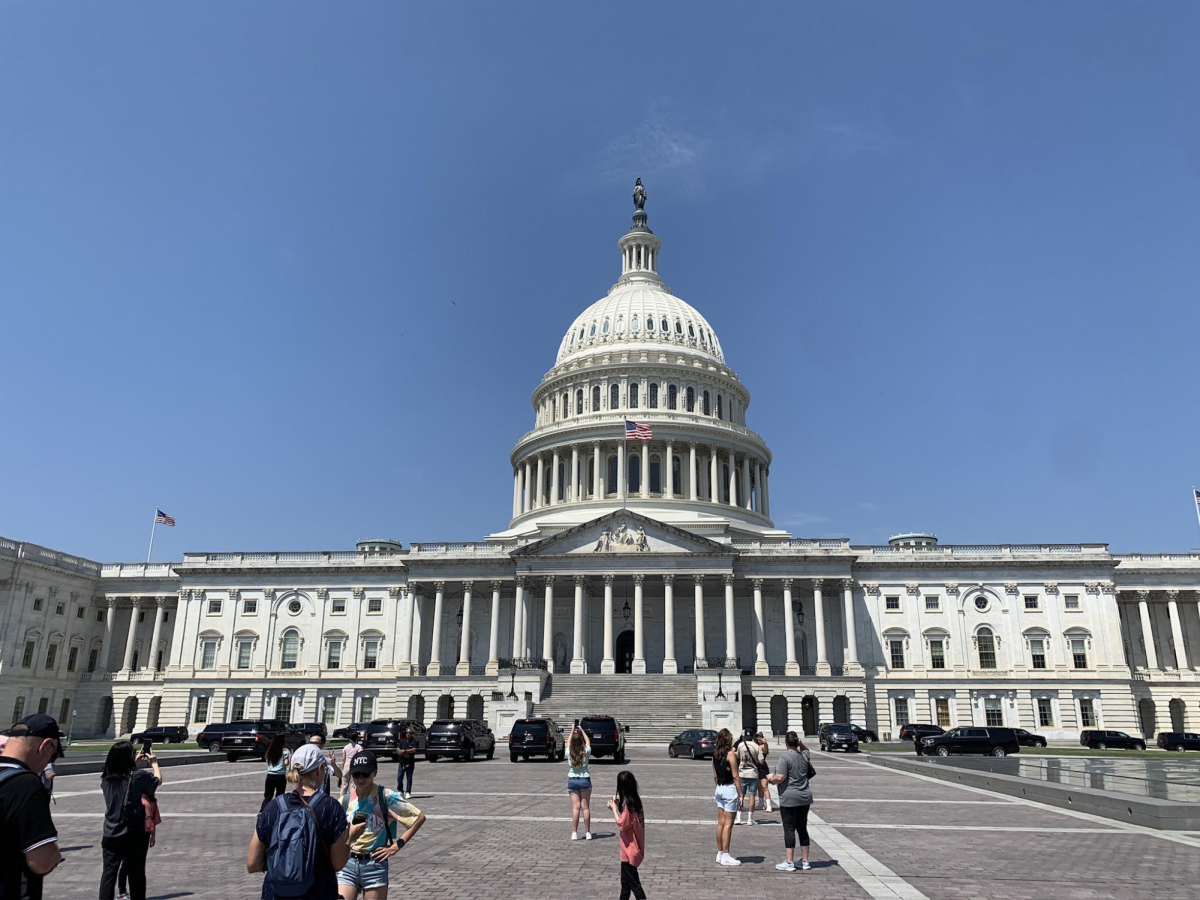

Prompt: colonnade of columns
[
  {"left": 99, "top": 596, "right": 170, "bottom": 674},
  {"left": 1127, "top": 589, "right": 1199, "bottom": 671},
  {"left": 512, "top": 441, "right": 770, "bottom": 518}
]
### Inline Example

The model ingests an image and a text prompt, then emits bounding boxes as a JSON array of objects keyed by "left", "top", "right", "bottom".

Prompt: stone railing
[
  {"left": 733, "top": 538, "right": 851, "bottom": 551},
  {"left": 101, "top": 562, "right": 177, "bottom": 578},
  {"left": 0, "top": 537, "right": 103, "bottom": 576},
  {"left": 497, "top": 657, "right": 548, "bottom": 671},
  {"left": 694, "top": 656, "right": 741, "bottom": 670},
  {"left": 181, "top": 550, "right": 404, "bottom": 567},
  {"left": 860, "top": 544, "right": 1103, "bottom": 558},
  {"left": 409, "top": 542, "right": 517, "bottom": 556}
]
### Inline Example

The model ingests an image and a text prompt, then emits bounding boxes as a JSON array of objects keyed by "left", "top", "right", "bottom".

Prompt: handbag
[
  {"left": 142, "top": 794, "right": 161, "bottom": 834},
  {"left": 804, "top": 751, "right": 817, "bottom": 780}
]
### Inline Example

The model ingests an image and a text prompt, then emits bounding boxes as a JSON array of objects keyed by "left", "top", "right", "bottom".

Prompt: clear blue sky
[{"left": 3, "top": 3, "right": 1199, "bottom": 561}]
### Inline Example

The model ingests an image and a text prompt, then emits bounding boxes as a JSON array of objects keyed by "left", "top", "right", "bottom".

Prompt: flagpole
[{"left": 146, "top": 509, "right": 158, "bottom": 564}]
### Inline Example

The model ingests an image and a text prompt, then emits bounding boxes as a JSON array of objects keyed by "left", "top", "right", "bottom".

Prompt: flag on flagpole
[
  {"left": 625, "top": 420, "right": 652, "bottom": 441},
  {"left": 155, "top": 509, "right": 176, "bottom": 527},
  {"left": 1194, "top": 488, "right": 1200, "bottom": 510}
]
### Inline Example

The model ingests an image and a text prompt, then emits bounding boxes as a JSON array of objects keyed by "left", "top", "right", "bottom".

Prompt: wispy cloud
[{"left": 777, "top": 512, "right": 831, "bottom": 529}]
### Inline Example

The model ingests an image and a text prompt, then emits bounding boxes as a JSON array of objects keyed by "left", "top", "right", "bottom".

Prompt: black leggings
[
  {"left": 780, "top": 804, "right": 811, "bottom": 849},
  {"left": 100, "top": 831, "right": 150, "bottom": 900},
  {"left": 620, "top": 861, "right": 647, "bottom": 900},
  {"left": 262, "top": 773, "right": 287, "bottom": 810}
]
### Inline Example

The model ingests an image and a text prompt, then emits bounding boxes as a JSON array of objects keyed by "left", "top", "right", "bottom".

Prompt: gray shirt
[{"left": 774, "top": 749, "right": 813, "bottom": 807}]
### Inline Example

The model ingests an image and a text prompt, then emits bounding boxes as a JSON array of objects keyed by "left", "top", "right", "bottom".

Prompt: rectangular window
[
  {"left": 1024, "top": 595, "right": 1039, "bottom": 610},
  {"left": 275, "top": 696, "right": 292, "bottom": 723},
  {"left": 929, "top": 640, "right": 945, "bottom": 669},
  {"left": 1071, "top": 638, "right": 1088, "bottom": 669},
  {"left": 237, "top": 641, "right": 252, "bottom": 669},
  {"left": 44, "top": 644, "right": 58, "bottom": 670},
  {"left": 67, "top": 646, "right": 79, "bottom": 672},
  {"left": 243, "top": 598, "right": 257, "bottom": 615},
  {"left": 322, "top": 696, "right": 338, "bottom": 725},
  {"left": 201, "top": 641, "right": 217, "bottom": 669},
  {"left": 88, "top": 648, "right": 99, "bottom": 673},
  {"left": 55, "top": 603, "right": 65, "bottom": 616},
  {"left": 978, "top": 638, "right": 997, "bottom": 670},
  {"left": 889, "top": 639, "right": 906, "bottom": 669},
  {"left": 59, "top": 698, "right": 70, "bottom": 722},
  {"left": 207, "top": 599, "right": 222, "bottom": 615},
  {"left": 1064, "top": 594, "right": 1080, "bottom": 610},
  {"left": 1030, "top": 639, "right": 1047, "bottom": 669},
  {"left": 935, "top": 697, "right": 951, "bottom": 728},
  {"left": 368, "top": 596, "right": 382, "bottom": 613},
  {"left": 77, "top": 606, "right": 86, "bottom": 619},
  {"left": 894, "top": 697, "right": 909, "bottom": 727},
  {"left": 358, "top": 696, "right": 375, "bottom": 721},
  {"left": 649, "top": 383, "right": 658, "bottom": 409},
  {"left": 193, "top": 695, "right": 210, "bottom": 723},
  {"left": 22, "top": 641, "right": 35, "bottom": 668},
  {"left": 326, "top": 641, "right": 342, "bottom": 670},
  {"left": 1037, "top": 698, "right": 1054, "bottom": 727},
  {"left": 1079, "top": 698, "right": 1095, "bottom": 728},
  {"left": 96, "top": 609, "right": 105, "bottom": 623},
  {"left": 885, "top": 596, "right": 900, "bottom": 611},
  {"left": 36, "top": 698, "right": 48, "bottom": 715},
  {"left": 984, "top": 698, "right": 1003, "bottom": 727},
  {"left": 33, "top": 598, "right": 43, "bottom": 611},
  {"left": 231, "top": 695, "right": 246, "bottom": 721},
  {"left": 363, "top": 641, "right": 379, "bottom": 670},
  {"left": 12, "top": 697, "right": 26, "bottom": 725},
  {"left": 332, "top": 597, "right": 346, "bottom": 614},
  {"left": 925, "top": 595, "right": 940, "bottom": 611}
]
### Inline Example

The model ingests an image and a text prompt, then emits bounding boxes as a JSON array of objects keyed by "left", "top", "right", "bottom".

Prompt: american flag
[
  {"left": 1195, "top": 489, "right": 1200, "bottom": 509},
  {"left": 625, "top": 420, "right": 652, "bottom": 441},
  {"left": 155, "top": 509, "right": 176, "bottom": 527}
]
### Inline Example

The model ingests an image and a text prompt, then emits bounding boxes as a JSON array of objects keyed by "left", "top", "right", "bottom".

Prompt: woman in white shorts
[{"left": 711, "top": 728, "right": 741, "bottom": 866}]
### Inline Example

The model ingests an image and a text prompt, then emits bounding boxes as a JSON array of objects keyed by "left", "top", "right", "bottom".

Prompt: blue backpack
[{"left": 265, "top": 793, "right": 325, "bottom": 897}]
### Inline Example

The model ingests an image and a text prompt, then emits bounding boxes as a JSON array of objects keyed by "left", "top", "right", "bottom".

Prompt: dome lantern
[{"left": 617, "top": 177, "right": 662, "bottom": 285}]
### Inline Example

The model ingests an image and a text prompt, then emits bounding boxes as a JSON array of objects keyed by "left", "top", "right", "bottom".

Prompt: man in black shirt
[{"left": 0, "top": 714, "right": 64, "bottom": 900}]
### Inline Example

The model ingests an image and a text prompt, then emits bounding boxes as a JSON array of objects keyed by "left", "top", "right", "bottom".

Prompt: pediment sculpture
[{"left": 594, "top": 521, "right": 649, "bottom": 553}]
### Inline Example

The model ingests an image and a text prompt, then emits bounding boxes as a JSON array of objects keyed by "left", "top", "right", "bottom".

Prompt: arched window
[
  {"left": 602, "top": 320, "right": 610, "bottom": 335},
  {"left": 661, "top": 317, "right": 669, "bottom": 332},
  {"left": 592, "top": 386, "right": 600, "bottom": 412},
  {"left": 281, "top": 630, "right": 300, "bottom": 670},
  {"left": 579, "top": 327, "right": 585, "bottom": 342},
  {"left": 631, "top": 315, "right": 639, "bottom": 331},
  {"left": 700, "top": 328, "right": 707, "bottom": 344},
  {"left": 649, "top": 383, "right": 658, "bottom": 408},
  {"left": 616, "top": 317, "right": 625, "bottom": 333},
  {"left": 607, "top": 456, "right": 618, "bottom": 494},
  {"left": 686, "top": 387, "right": 695, "bottom": 412},
  {"left": 589, "top": 323, "right": 596, "bottom": 337},
  {"left": 672, "top": 455, "right": 682, "bottom": 496},
  {"left": 668, "top": 384, "right": 678, "bottom": 410},
  {"left": 576, "top": 389, "right": 583, "bottom": 415},
  {"left": 610, "top": 384, "right": 620, "bottom": 409},
  {"left": 716, "top": 394, "right": 723, "bottom": 420},
  {"left": 977, "top": 628, "right": 997, "bottom": 669},
  {"left": 628, "top": 454, "right": 641, "bottom": 493},
  {"left": 675, "top": 320, "right": 683, "bottom": 335},
  {"left": 649, "top": 455, "right": 661, "bottom": 493},
  {"left": 688, "top": 323, "right": 695, "bottom": 338},
  {"left": 646, "top": 317, "right": 654, "bottom": 332},
  {"left": 702, "top": 390, "right": 711, "bottom": 416},
  {"left": 629, "top": 383, "right": 639, "bottom": 408}
]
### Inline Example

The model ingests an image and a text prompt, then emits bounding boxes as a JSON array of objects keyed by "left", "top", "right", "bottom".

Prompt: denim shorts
[
  {"left": 567, "top": 777, "right": 592, "bottom": 794},
  {"left": 714, "top": 784, "right": 739, "bottom": 812},
  {"left": 338, "top": 855, "right": 389, "bottom": 889},
  {"left": 742, "top": 779, "right": 759, "bottom": 795}
]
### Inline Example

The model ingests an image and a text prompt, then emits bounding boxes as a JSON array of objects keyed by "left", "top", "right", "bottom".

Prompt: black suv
[
  {"left": 333, "top": 722, "right": 371, "bottom": 742},
  {"left": 509, "top": 717, "right": 566, "bottom": 762},
  {"left": 848, "top": 724, "right": 878, "bottom": 743},
  {"left": 425, "top": 719, "right": 496, "bottom": 762},
  {"left": 1157, "top": 732, "right": 1200, "bottom": 752},
  {"left": 197, "top": 722, "right": 244, "bottom": 753},
  {"left": 363, "top": 719, "right": 428, "bottom": 760},
  {"left": 920, "top": 726, "right": 1020, "bottom": 757},
  {"left": 1012, "top": 728, "right": 1048, "bottom": 748},
  {"left": 292, "top": 723, "right": 327, "bottom": 740},
  {"left": 818, "top": 723, "right": 860, "bottom": 753},
  {"left": 220, "top": 720, "right": 306, "bottom": 761},
  {"left": 1079, "top": 730, "right": 1146, "bottom": 751},
  {"left": 131, "top": 725, "right": 189, "bottom": 745},
  {"left": 899, "top": 723, "right": 945, "bottom": 743},
  {"left": 580, "top": 715, "right": 628, "bottom": 763}
]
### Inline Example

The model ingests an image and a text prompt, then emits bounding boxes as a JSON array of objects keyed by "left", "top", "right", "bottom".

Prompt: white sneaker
[
  {"left": 799, "top": 860, "right": 811, "bottom": 870},
  {"left": 117, "top": 894, "right": 130, "bottom": 900},
  {"left": 585, "top": 832, "right": 594, "bottom": 840},
  {"left": 746, "top": 817, "right": 755, "bottom": 826},
  {"left": 716, "top": 852, "right": 724, "bottom": 864},
  {"left": 404, "top": 791, "right": 411, "bottom": 799},
  {"left": 570, "top": 832, "right": 579, "bottom": 841},
  {"left": 775, "top": 861, "right": 795, "bottom": 872},
  {"left": 721, "top": 855, "right": 742, "bottom": 866}
]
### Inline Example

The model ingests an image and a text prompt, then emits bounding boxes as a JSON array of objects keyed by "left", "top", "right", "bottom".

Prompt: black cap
[
  {"left": 348, "top": 750, "right": 378, "bottom": 775},
  {"left": 7, "top": 714, "right": 65, "bottom": 742}
]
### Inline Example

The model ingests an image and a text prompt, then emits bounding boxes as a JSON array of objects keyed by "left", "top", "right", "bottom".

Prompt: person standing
[
  {"left": 733, "top": 729, "right": 763, "bottom": 825},
  {"left": 711, "top": 728, "right": 741, "bottom": 866},
  {"left": 754, "top": 732, "right": 772, "bottom": 812},
  {"left": 566, "top": 724, "right": 593, "bottom": 841},
  {"left": 606, "top": 770, "right": 647, "bottom": 900},
  {"left": 340, "top": 731, "right": 363, "bottom": 797},
  {"left": 309, "top": 734, "right": 342, "bottom": 796},
  {"left": 247, "top": 742, "right": 354, "bottom": 900},
  {"left": 0, "top": 714, "right": 64, "bottom": 900},
  {"left": 338, "top": 750, "right": 425, "bottom": 900},
  {"left": 768, "top": 731, "right": 814, "bottom": 872},
  {"left": 395, "top": 728, "right": 416, "bottom": 800},
  {"left": 261, "top": 735, "right": 291, "bottom": 812},
  {"left": 99, "top": 740, "right": 163, "bottom": 900}
]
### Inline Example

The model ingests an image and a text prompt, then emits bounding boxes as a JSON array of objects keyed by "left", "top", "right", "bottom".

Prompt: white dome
[{"left": 556, "top": 283, "right": 725, "bottom": 365}]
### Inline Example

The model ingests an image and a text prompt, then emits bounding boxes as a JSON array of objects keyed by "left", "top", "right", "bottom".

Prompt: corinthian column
[
  {"left": 689, "top": 442, "right": 698, "bottom": 501},
  {"left": 146, "top": 597, "right": 167, "bottom": 672},
  {"left": 1166, "top": 590, "right": 1188, "bottom": 670},
  {"left": 121, "top": 598, "right": 142, "bottom": 672},
  {"left": 427, "top": 582, "right": 446, "bottom": 676},
  {"left": 632, "top": 574, "right": 646, "bottom": 674},
  {"left": 542, "top": 576, "right": 555, "bottom": 670},
  {"left": 1137, "top": 591, "right": 1158, "bottom": 670},
  {"left": 665, "top": 440, "right": 674, "bottom": 497},
  {"left": 550, "top": 451, "right": 560, "bottom": 506},
  {"left": 813, "top": 579, "right": 830, "bottom": 675},
  {"left": 782, "top": 579, "right": 798, "bottom": 675},
  {"left": 456, "top": 581, "right": 474, "bottom": 676},
  {"left": 570, "top": 444, "right": 580, "bottom": 501},
  {"left": 640, "top": 443, "right": 649, "bottom": 499},
  {"left": 693, "top": 575, "right": 707, "bottom": 662},
  {"left": 709, "top": 447, "right": 718, "bottom": 503},
  {"left": 842, "top": 578, "right": 860, "bottom": 669},
  {"left": 752, "top": 578, "right": 767, "bottom": 675},
  {"left": 513, "top": 577, "right": 527, "bottom": 659},
  {"left": 571, "top": 576, "right": 587, "bottom": 674},
  {"left": 723, "top": 575, "right": 736, "bottom": 666},
  {"left": 727, "top": 451, "right": 738, "bottom": 506},
  {"left": 486, "top": 581, "right": 502, "bottom": 676},
  {"left": 535, "top": 455, "right": 545, "bottom": 509},
  {"left": 662, "top": 575, "right": 677, "bottom": 674},
  {"left": 601, "top": 575, "right": 615, "bottom": 674},
  {"left": 742, "top": 456, "right": 752, "bottom": 511},
  {"left": 593, "top": 441, "right": 602, "bottom": 499}
]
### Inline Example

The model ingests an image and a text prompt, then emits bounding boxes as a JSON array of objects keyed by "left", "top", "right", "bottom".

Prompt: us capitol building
[{"left": 3, "top": 186, "right": 1199, "bottom": 744}]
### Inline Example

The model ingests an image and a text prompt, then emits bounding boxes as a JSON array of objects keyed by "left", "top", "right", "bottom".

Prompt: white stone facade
[{"left": 3, "top": 194, "right": 1199, "bottom": 741}]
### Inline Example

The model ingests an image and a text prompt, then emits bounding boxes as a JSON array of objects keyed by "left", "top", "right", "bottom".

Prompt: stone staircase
[{"left": 535, "top": 674, "right": 703, "bottom": 744}]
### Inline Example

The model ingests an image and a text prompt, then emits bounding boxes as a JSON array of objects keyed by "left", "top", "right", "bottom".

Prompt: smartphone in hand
[{"left": 141, "top": 738, "right": 153, "bottom": 754}]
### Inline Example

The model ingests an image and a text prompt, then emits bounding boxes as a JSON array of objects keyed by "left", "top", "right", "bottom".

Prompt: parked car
[
  {"left": 920, "top": 727, "right": 1020, "bottom": 757},
  {"left": 899, "top": 723, "right": 945, "bottom": 743},
  {"left": 1012, "top": 728, "right": 1048, "bottom": 748},
  {"left": 1079, "top": 730, "right": 1146, "bottom": 751},
  {"left": 668, "top": 729, "right": 718, "bottom": 759},
  {"left": 425, "top": 719, "right": 496, "bottom": 762},
  {"left": 363, "top": 719, "right": 428, "bottom": 760},
  {"left": 508, "top": 717, "right": 566, "bottom": 762},
  {"left": 1156, "top": 732, "right": 1200, "bottom": 752},
  {"left": 848, "top": 724, "right": 878, "bottom": 743},
  {"left": 333, "top": 722, "right": 371, "bottom": 742},
  {"left": 818, "top": 723, "right": 860, "bottom": 753},
  {"left": 292, "top": 722, "right": 327, "bottom": 740},
  {"left": 219, "top": 720, "right": 306, "bottom": 762},
  {"left": 131, "top": 725, "right": 189, "bottom": 745},
  {"left": 196, "top": 722, "right": 245, "bottom": 753},
  {"left": 579, "top": 715, "right": 628, "bottom": 763}
]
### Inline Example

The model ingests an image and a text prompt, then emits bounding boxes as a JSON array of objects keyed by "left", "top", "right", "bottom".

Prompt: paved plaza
[{"left": 44, "top": 748, "right": 1200, "bottom": 899}]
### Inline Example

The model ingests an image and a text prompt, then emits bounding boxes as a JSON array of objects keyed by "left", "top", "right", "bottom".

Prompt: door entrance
[
  {"left": 801, "top": 696, "right": 818, "bottom": 736},
  {"left": 615, "top": 631, "right": 635, "bottom": 673}
]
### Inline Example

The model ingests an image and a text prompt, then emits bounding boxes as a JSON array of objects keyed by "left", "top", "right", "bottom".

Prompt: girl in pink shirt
[{"left": 607, "top": 770, "right": 647, "bottom": 900}]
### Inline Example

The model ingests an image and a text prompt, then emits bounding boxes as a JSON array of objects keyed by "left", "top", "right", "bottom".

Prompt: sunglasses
[{"left": 351, "top": 772, "right": 372, "bottom": 779}]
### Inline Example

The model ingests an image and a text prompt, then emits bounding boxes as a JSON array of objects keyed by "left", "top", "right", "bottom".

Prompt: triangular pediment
[{"left": 513, "top": 510, "right": 734, "bottom": 558}]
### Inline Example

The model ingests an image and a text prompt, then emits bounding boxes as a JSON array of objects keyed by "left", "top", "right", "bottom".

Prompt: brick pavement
[{"left": 39, "top": 747, "right": 1200, "bottom": 899}]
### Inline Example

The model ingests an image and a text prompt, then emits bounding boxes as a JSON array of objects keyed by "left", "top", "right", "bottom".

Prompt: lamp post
[{"left": 67, "top": 709, "right": 77, "bottom": 745}]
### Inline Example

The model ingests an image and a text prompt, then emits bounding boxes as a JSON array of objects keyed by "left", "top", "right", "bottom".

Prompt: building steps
[{"left": 535, "top": 674, "right": 703, "bottom": 743}]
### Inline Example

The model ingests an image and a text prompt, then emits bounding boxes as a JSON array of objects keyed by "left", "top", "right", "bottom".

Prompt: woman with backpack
[
  {"left": 262, "top": 734, "right": 291, "bottom": 812},
  {"left": 733, "top": 728, "right": 764, "bottom": 825},
  {"left": 767, "top": 731, "right": 814, "bottom": 872},
  {"left": 754, "top": 732, "right": 773, "bottom": 812},
  {"left": 98, "top": 740, "right": 162, "bottom": 900},
  {"left": 247, "top": 742, "right": 354, "bottom": 900},
  {"left": 711, "top": 728, "right": 741, "bottom": 866},
  {"left": 337, "top": 749, "right": 425, "bottom": 899}
]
